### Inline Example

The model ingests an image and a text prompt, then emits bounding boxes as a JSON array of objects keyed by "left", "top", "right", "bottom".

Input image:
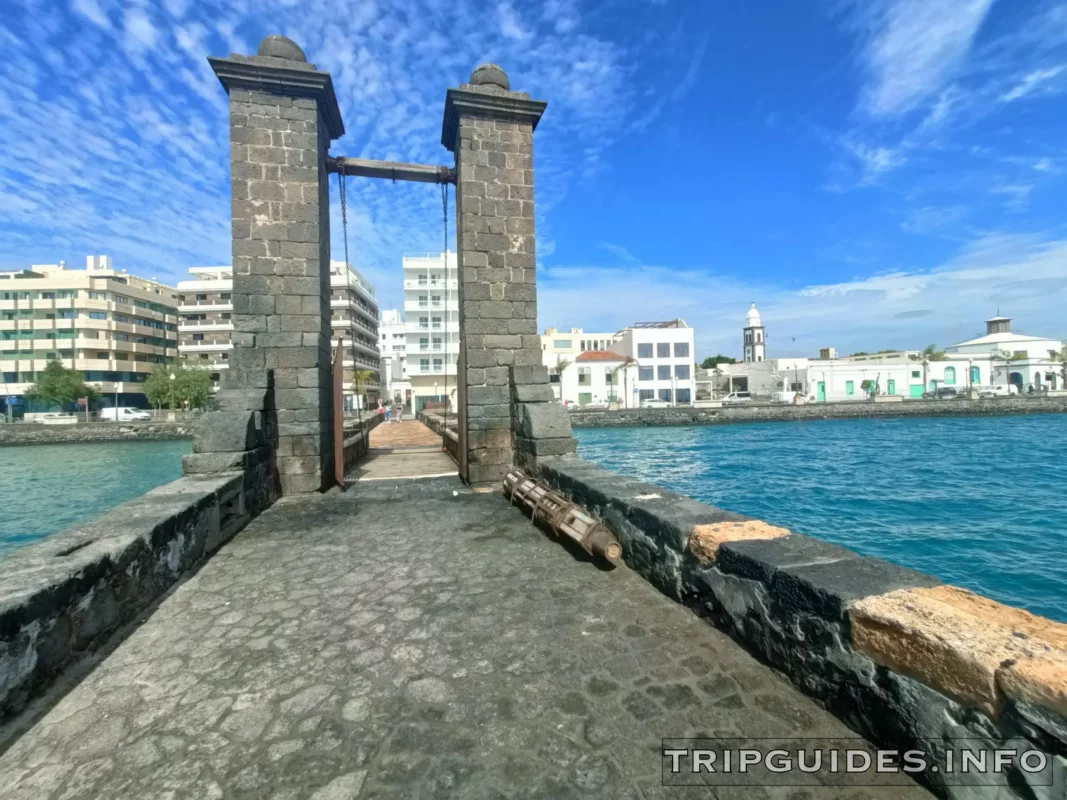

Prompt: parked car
[
  {"left": 98, "top": 407, "right": 152, "bottom": 421},
  {"left": 31, "top": 413, "right": 76, "bottom": 424},
  {"left": 722, "top": 391, "right": 752, "bottom": 405},
  {"left": 640, "top": 399, "right": 671, "bottom": 409},
  {"left": 978, "top": 385, "right": 1019, "bottom": 397}
]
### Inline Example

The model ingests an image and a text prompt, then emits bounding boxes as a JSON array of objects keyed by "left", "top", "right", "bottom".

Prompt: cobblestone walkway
[{"left": 0, "top": 478, "right": 932, "bottom": 799}]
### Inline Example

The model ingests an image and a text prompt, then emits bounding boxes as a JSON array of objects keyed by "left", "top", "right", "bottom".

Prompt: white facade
[
  {"left": 743, "top": 303, "right": 766, "bottom": 363},
  {"left": 378, "top": 308, "right": 410, "bottom": 405},
  {"left": 808, "top": 316, "right": 1065, "bottom": 401},
  {"left": 554, "top": 352, "right": 637, "bottom": 407},
  {"left": 177, "top": 263, "right": 381, "bottom": 404},
  {"left": 611, "top": 320, "right": 696, "bottom": 405},
  {"left": 540, "top": 327, "right": 619, "bottom": 400},
  {"left": 403, "top": 251, "right": 459, "bottom": 412}
]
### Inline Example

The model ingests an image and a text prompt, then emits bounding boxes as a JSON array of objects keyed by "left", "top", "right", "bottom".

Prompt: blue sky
[{"left": 2, "top": 0, "right": 1066, "bottom": 359}]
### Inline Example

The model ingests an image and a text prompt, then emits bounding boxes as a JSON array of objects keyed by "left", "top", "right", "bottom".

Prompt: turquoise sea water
[
  {"left": 575, "top": 414, "right": 1067, "bottom": 622},
  {"left": 0, "top": 439, "right": 192, "bottom": 556}
]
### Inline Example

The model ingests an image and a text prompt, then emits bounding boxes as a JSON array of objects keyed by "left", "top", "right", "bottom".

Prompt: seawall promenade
[
  {"left": 0, "top": 421, "right": 195, "bottom": 446},
  {"left": 568, "top": 395, "right": 1067, "bottom": 427}
]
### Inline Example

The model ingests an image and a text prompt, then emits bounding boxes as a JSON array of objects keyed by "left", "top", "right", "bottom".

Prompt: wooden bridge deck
[{"left": 347, "top": 420, "right": 457, "bottom": 483}]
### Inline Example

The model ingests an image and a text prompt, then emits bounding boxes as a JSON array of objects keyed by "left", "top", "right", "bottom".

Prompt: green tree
[
  {"left": 909, "top": 344, "right": 945, "bottom": 392},
  {"left": 24, "top": 360, "right": 99, "bottom": 410},
  {"left": 860, "top": 379, "right": 875, "bottom": 397},
  {"left": 1050, "top": 347, "right": 1067, "bottom": 389},
  {"left": 700, "top": 354, "right": 737, "bottom": 369},
  {"left": 143, "top": 362, "right": 213, "bottom": 410}
]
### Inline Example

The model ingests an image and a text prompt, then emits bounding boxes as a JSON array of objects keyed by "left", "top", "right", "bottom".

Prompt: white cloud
[
  {"left": 998, "top": 64, "right": 1067, "bottom": 102},
  {"left": 539, "top": 233, "right": 1067, "bottom": 358},
  {"left": 848, "top": 0, "right": 994, "bottom": 118},
  {"left": 498, "top": 2, "right": 532, "bottom": 41},
  {"left": 123, "top": 8, "right": 160, "bottom": 54},
  {"left": 597, "top": 242, "right": 640, "bottom": 264},
  {"left": 1032, "top": 157, "right": 1056, "bottom": 172},
  {"left": 990, "top": 183, "right": 1034, "bottom": 211},
  {"left": 71, "top": 0, "right": 109, "bottom": 29}
]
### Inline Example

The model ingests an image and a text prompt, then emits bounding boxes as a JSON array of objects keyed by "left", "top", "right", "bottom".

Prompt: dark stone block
[
  {"left": 512, "top": 383, "right": 554, "bottom": 403},
  {"left": 771, "top": 557, "right": 941, "bottom": 620},
  {"left": 717, "top": 534, "right": 859, "bottom": 585},
  {"left": 193, "top": 410, "right": 260, "bottom": 453}
]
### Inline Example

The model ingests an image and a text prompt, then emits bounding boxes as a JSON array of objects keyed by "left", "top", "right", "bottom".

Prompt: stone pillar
[
  {"left": 442, "top": 64, "right": 575, "bottom": 485},
  {"left": 192, "top": 35, "right": 344, "bottom": 495}
]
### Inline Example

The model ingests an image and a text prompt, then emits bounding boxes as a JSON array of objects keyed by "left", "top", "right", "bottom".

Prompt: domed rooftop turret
[{"left": 745, "top": 302, "right": 762, "bottom": 328}]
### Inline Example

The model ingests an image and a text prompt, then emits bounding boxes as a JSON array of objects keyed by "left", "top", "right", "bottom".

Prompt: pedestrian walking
[{"left": 394, "top": 400, "right": 403, "bottom": 424}]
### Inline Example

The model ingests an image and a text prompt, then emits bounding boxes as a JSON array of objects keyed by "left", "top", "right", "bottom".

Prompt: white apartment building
[
  {"left": 1, "top": 256, "right": 179, "bottom": 414},
  {"left": 540, "top": 327, "right": 619, "bottom": 401},
  {"left": 378, "top": 308, "right": 410, "bottom": 407},
  {"left": 402, "top": 251, "right": 459, "bottom": 412},
  {"left": 541, "top": 320, "right": 696, "bottom": 407},
  {"left": 612, "top": 320, "right": 695, "bottom": 405},
  {"left": 177, "top": 262, "right": 381, "bottom": 408},
  {"left": 177, "top": 267, "right": 233, "bottom": 391}
]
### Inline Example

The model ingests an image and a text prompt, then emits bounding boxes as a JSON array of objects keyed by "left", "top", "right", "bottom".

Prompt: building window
[
  {"left": 420, "top": 358, "right": 430, "bottom": 373},
  {"left": 675, "top": 364, "right": 690, "bottom": 380},
  {"left": 550, "top": 372, "right": 560, "bottom": 384},
  {"left": 554, "top": 340, "right": 572, "bottom": 349},
  {"left": 943, "top": 366, "right": 956, "bottom": 385},
  {"left": 419, "top": 317, "right": 428, "bottom": 329},
  {"left": 431, "top": 316, "right": 442, "bottom": 330},
  {"left": 89, "top": 311, "right": 107, "bottom": 320},
  {"left": 674, "top": 342, "right": 689, "bottom": 358},
  {"left": 637, "top": 343, "right": 653, "bottom": 358},
  {"left": 432, "top": 358, "right": 443, "bottom": 372},
  {"left": 578, "top": 367, "right": 591, "bottom": 385},
  {"left": 419, "top": 337, "right": 429, "bottom": 351},
  {"left": 911, "top": 370, "right": 921, "bottom": 379},
  {"left": 657, "top": 343, "right": 670, "bottom": 358},
  {"left": 580, "top": 340, "right": 586, "bottom": 351},
  {"left": 604, "top": 369, "right": 616, "bottom": 385},
  {"left": 432, "top": 337, "right": 442, "bottom": 351},
  {"left": 431, "top": 295, "right": 441, "bottom": 307},
  {"left": 676, "top": 388, "right": 691, "bottom": 403},
  {"left": 971, "top": 366, "right": 980, "bottom": 384},
  {"left": 756, "top": 332, "right": 762, "bottom": 343},
  {"left": 638, "top": 366, "right": 654, "bottom": 381},
  {"left": 845, "top": 380, "right": 855, "bottom": 396},
  {"left": 657, "top": 365, "right": 671, "bottom": 380},
  {"left": 639, "top": 389, "right": 654, "bottom": 401},
  {"left": 659, "top": 388, "right": 672, "bottom": 402},
  {"left": 418, "top": 275, "right": 427, "bottom": 286},
  {"left": 419, "top": 295, "right": 428, "bottom": 308}
]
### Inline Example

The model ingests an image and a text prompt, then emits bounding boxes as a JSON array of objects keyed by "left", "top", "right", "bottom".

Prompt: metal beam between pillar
[{"left": 326, "top": 156, "right": 455, "bottom": 184}]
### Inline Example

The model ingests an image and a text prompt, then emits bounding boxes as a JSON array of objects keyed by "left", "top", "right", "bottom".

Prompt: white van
[
  {"left": 99, "top": 407, "right": 152, "bottom": 421},
  {"left": 771, "top": 390, "right": 797, "bottom": 404}
]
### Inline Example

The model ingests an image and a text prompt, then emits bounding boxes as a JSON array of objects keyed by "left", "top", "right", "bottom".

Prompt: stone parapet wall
[
  {"left": 536, "top": 457, "right": 1067, "bottom": 800},
  {"left": 568, "top": 395, "right": 1067, "bottom": 427},
  {"left": 0, "top": 472, "right": 266, "bottom": 728},
  {"left": 0, "top": 422, "right": 193, "bottom": 447}
]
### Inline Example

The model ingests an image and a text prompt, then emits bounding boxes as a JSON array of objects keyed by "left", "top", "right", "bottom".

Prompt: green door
[
  {"left": 887, "top": 379, "right": 895, "bottom": 395},
  {"left": 845, "top": 380, "right": 854, "bottom": 397},
  {"left": 817, "top": 382, "right": 826, "bottom": 402},
  {"left": 910, "top": 385, "right": 924, "bottom": 398},
  {"left": 578, "top": 392, "right": 592, "bottom": 406}
]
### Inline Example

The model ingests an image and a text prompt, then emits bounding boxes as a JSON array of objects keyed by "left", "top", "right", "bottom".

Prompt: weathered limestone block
[
  {"left": 512, "top": 383, "right": 554, "bottom": 403},
  {"left": 851, "top": 585, "right": 1067, "bottom": 720},
  {"left": 513, "top": 436, "right": 577, "bottom": 457},
  {"left": 192, "top": 410, "right": 261, "bottom": 454},
  {"left": 687, "top": 520, "right": 790, "bottom": 565}
]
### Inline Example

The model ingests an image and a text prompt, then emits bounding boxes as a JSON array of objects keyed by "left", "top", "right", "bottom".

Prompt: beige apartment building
[
  {"left": 177, "top": 262, "right": 380, "bottom": 408},
  {"left": 0, "top": 256, "right": 180, "bottom": 413}
]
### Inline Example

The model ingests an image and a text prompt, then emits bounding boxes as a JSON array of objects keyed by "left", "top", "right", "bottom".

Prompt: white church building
[{"left": 711, "top": 307, "right": 1065, "bottom": 402}]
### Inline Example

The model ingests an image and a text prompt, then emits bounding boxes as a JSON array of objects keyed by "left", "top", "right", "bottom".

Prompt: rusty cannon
[{"left": 503, "top": 470, "right": 623, "bottom": 567}]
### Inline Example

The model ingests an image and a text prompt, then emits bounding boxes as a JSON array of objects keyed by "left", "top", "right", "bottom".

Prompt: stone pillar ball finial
[
  {"left": 257, "top": 35, "right": 307, "bottom": 62},
  {"left": 470, "top": 63, "right": 510, "bottom": 91}
]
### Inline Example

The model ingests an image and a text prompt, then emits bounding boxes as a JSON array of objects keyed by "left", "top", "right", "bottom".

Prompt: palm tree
[
  {"left": 612, "top": 356, "right": 638, "bottom": 407},
  {"left": 1050, "top": 348, "right": 1067, "bottom": 390},
  {"left": 909, "top": 344, "right": 945, "bottom": 395},
  {"left": 995, "top": 350, "right": 1023, "bottom": 392}
]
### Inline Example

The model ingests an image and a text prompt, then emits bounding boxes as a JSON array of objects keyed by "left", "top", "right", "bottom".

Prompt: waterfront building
[
  {"left": 541, "top": 327, "right": 619, "bottom": 401},
  {"left": 378, "top": 308, "right": 410, "bottom": 407},
  {"left": 543, "top": 320, "right": 695, "bottom": 406},
  {"left": 402, "top": 251, "right": 458, "bottom": 412},
  {"left": 176, "top": 262, "right": 381, "bottom": 408},
  {"left": 176, "top": 267, "right": 233, "bottom": 392},
  {"left": 0, "top": 256, "right": 179, "bottom": 413},
  {"left": 612, "top": 320, "right": 696, "bottom": 405}
]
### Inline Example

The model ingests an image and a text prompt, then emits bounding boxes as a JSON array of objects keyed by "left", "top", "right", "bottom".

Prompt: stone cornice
[
  {"left": 209, "top": 56, "right": 345, "bottom": 140},
  {"left": 441, "top": 87, "right": 547, "bottom": 151}
]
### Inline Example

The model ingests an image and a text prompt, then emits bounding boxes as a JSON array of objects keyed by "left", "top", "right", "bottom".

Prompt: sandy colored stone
[
  {"left": 687, "top": 520, "right": 790, "bottom": 565},
  {"left": 850, "top": 586, "right": 1067, "bottom": 720}
]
